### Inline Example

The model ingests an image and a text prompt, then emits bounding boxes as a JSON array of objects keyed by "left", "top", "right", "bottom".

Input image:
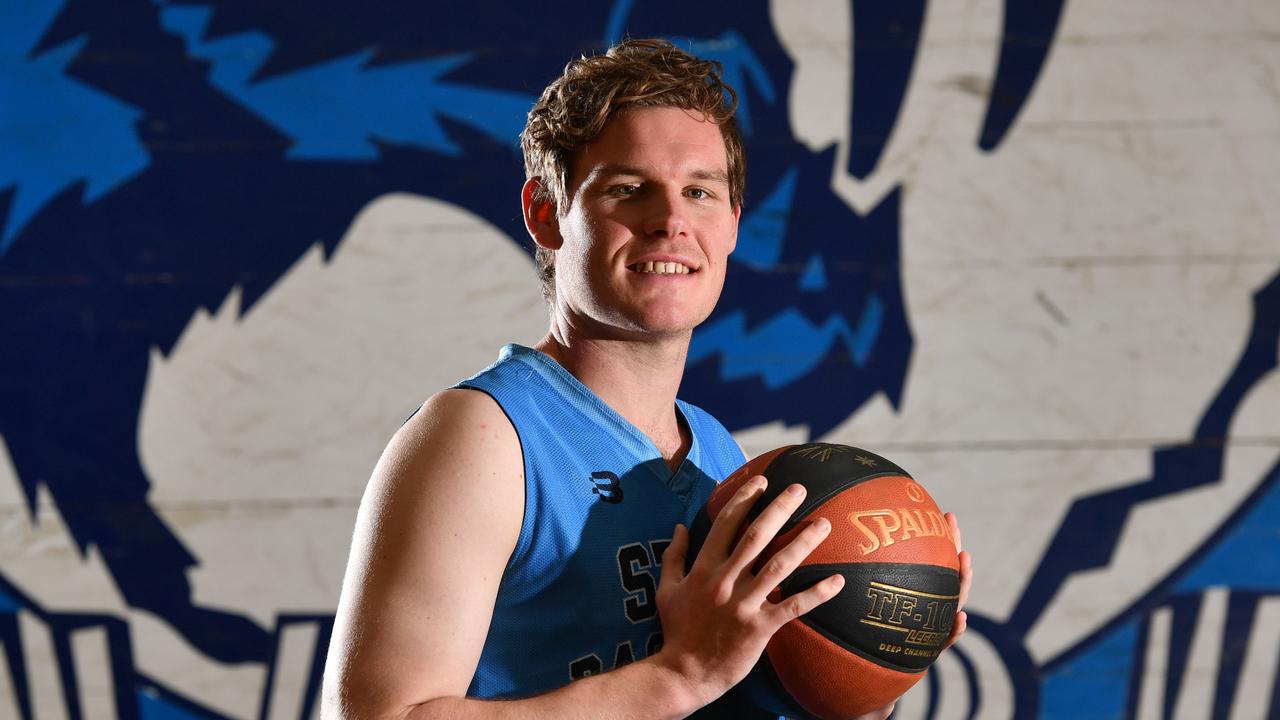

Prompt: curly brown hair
[{"left": 521, "top": 38, "right": 745, "bottom": 303}]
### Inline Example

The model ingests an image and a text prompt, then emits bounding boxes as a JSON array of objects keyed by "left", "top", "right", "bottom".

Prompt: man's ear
[
  {"left": 522, "top": 178, "right": 563, "bottom": 251},
  {"left": 728, "top": 202, "right": 741, "bottom": 254}
]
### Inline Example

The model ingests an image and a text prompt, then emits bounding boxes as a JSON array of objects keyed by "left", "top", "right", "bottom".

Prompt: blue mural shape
[
  {"left": 1042, "top": 618, "right": 1137, "bottom": 720},
  {"left": 156, "top": 2, "right": 533, "bottom": 159},
  {"left": 0, "top": 0, "right": 149, "bottom": 252},
  {"left": 845, "top": 1, "right": 927, "bottom": 179},
  {"left": 1020, "top": 275, "right": 1280, "bottom": 657},
  {"left": 4, "top": 0, "right": 1279, "bottom": 718}
]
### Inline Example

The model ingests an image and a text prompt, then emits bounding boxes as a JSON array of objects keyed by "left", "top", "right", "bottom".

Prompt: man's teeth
[{"left": 632, "top": 261, "right": 691, "bottom": 275}]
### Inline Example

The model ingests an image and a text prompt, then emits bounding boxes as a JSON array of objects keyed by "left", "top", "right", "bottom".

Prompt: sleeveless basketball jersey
[{"left": 457, "top": 344, "right": 745, "bottom": 698}]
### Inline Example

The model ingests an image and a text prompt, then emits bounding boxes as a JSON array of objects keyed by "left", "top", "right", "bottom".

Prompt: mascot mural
[{"left": 1, "top": 0, "right": 1277, "bottom": 717}]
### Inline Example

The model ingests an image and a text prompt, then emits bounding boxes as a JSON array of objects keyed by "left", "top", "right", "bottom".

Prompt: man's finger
[
  {"left": 946, "top": 512, "right": 963, "bottom": 553},
  {"left": 747, "top": 515, "right": 830, "bottom": 601},
  {"left": 660, "top": 524, "right": 688, "bottom": 587},
  {"left": 726, "top": 483, "right": 807, "bottom": 576},
  {"left": 768, "top": 573, "right": 845, "bottom": 626},
  {"left": 699, "top": 475, "right": 766, "bottom": 562},
  {"left": 945, "top": 610, "right": 968, "bottom": 649}
]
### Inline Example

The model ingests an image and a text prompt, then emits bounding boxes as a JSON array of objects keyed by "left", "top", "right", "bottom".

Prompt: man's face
[{"left": 550, "top": 106, "right": 740, "bottom": 340}]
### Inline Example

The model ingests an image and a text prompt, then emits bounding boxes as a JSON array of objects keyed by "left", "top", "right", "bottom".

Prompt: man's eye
[
  {"left": 611, "top": 185, "right": 639, "bottom": 197},
  {"left": 686, "top": 188, "right": 710, "bottom": 199}
]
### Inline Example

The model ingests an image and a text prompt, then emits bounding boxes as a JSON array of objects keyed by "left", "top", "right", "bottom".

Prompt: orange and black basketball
[{"left": 687, "top": 443, "right": 960, "bottom": 719}]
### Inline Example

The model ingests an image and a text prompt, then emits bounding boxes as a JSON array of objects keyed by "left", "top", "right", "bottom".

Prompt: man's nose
[{"left": 641, "top": 189, "right": 689, "bottom": 239}]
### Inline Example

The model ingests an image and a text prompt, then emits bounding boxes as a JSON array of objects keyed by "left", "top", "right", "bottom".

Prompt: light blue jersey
[{"left": 457, "top": 344, "right": 745, "bottom": 698}]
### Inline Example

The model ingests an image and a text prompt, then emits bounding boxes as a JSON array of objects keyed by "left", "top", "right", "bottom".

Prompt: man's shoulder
[
  {"left": 394, "top": 387, "right": 519, "bottom": 466},
  {"left": 427, "top": 385, "right": 506, "bottom": 413},
  {"left": 410, "top": 386, "right": 508, "bottom": 427}
]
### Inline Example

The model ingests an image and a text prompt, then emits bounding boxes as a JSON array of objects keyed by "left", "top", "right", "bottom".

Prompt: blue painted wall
[{"left": 1, "top": 1, "right": 1277, "bottom": 717}]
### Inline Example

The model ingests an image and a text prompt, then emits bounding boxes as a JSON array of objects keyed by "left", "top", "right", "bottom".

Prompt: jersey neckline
[{"left": 498, "top": 343, "right": 703, "bottom": 496}]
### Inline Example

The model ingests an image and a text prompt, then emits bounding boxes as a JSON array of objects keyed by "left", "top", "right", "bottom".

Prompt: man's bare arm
[
  {"left": 321, "top": 389, "right": 849, "bottom": 720},
  {"left": 322, "top": 388, "right": 525, "bottom": 718}
]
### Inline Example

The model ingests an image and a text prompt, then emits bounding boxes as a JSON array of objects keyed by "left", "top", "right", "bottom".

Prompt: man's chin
[
  {"left": 608, "top": 315, "right": 699, "bottom": 342},
  {"left": 624, "top": 306, "right": 713, "bottom": 338}
]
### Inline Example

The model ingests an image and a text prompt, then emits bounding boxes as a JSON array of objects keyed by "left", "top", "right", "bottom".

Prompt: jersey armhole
[{"left": 455, "top": 384, "right": 533, "bottom": 578}]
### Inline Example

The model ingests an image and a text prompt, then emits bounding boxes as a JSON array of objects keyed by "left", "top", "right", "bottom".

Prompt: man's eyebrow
[
  {"left": 590, "top": 164, "right": 730, "bottom": 185},
  {"left": 688, "top": 168, "right": 730, "bottom": 185},
  {"left": 592, "top": 163, "right": 646, "bottom": 178}
]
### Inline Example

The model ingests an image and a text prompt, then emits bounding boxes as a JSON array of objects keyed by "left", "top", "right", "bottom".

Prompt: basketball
[{"left": 687, "top": 443, "right": 960, "bottom": 719}]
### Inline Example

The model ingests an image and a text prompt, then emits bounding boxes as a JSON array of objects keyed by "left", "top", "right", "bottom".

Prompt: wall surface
[{"left": 1, "top": 0, "right": 1278, "bottom": 718}]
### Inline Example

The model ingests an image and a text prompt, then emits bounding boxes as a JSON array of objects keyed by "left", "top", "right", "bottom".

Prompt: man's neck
[{"left": 535, "top": 328, "right": 691, "bottom": 469}]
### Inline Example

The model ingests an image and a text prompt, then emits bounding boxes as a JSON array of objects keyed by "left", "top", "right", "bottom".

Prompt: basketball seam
[
  {"left": 778, "top": 470, "right": 912, "bottom": 534},
  {"left": 796, "top": 615, "right": 928, "bottom": 675}
]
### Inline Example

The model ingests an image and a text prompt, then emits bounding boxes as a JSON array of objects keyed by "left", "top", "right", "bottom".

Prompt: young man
[{"left": 323, "top": 39, "right": 971, "bottom": 719}]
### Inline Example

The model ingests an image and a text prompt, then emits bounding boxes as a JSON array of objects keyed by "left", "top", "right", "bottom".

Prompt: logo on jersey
[{"left": 590, "top": 470, "right": 624, "bottom": 504}]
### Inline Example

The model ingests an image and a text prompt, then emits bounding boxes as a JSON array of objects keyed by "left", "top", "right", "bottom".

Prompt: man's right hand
[{"left": 652, "top": 475, "right": 845, "bottom": 708}]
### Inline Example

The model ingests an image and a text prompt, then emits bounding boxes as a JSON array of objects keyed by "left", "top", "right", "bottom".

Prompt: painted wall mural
[{"left": 1, "top": 0, "right": 1277, "bottom": 717}]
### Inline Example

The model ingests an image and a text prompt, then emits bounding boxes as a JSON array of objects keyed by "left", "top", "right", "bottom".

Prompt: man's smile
[{"left": 627, "top": 260, "right": 695, "bottom": 275}]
